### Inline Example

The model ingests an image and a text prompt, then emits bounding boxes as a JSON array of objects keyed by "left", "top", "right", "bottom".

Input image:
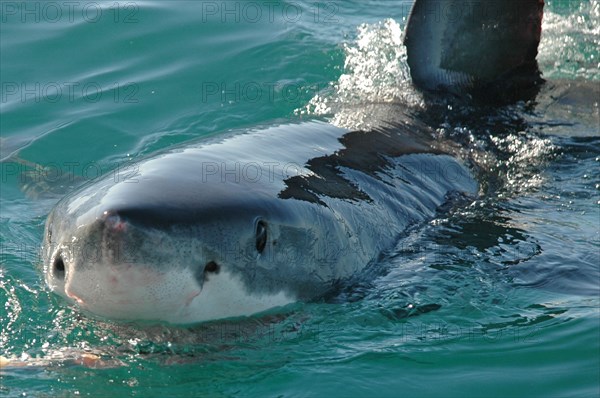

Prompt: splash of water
[
  {"left": 539, "top": 0, "right": 600, "bottom": 80},
  {"left": 297, "top": 19, "right": 423, "bottom": 129}
]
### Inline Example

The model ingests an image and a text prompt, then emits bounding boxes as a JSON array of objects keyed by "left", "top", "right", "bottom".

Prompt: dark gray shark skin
[
  {"left": 404, "top": 0, "right": 545, "bottom": 99},
  {"left": 42, "top": 118, "right": 478, "bottom": 324}
]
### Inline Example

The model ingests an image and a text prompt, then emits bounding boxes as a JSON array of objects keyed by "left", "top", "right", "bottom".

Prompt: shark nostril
[
  {"left": 204, "top": 261, "right": 219, "bottom": 274},
  {"left": 53, "top": 255, "right": 65, "bottom": 280}
]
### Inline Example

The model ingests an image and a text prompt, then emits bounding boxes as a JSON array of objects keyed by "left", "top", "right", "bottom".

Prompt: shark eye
[{"left": 255, "top": 220, "right": 267, "bottom": 253}]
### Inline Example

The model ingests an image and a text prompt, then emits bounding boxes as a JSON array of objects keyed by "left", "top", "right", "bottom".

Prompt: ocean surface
[{"left": 1, "top": 1, "right": 599, "bottom": 397}]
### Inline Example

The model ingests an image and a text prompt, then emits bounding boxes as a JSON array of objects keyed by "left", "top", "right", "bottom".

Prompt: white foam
[
  {"left": 539, "top": 0, "right": 599, "bottom": 80},
  {"left": 296, "top": 18, "right": 424, "bottom": 130}
]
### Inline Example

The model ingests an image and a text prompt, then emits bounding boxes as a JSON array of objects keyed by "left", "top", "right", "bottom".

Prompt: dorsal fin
[{"left": 404, "top": 0, "right": 544, "bottom": 96}]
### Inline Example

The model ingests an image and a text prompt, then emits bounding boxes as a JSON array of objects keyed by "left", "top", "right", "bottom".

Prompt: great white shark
[{"left": 40, "top": 0, "right": 587, "bottom": 324}]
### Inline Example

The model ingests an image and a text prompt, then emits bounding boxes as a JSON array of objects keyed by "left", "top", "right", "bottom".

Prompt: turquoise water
[{"left": 1, "top": 1, "right": 599, "bottom": 397}]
